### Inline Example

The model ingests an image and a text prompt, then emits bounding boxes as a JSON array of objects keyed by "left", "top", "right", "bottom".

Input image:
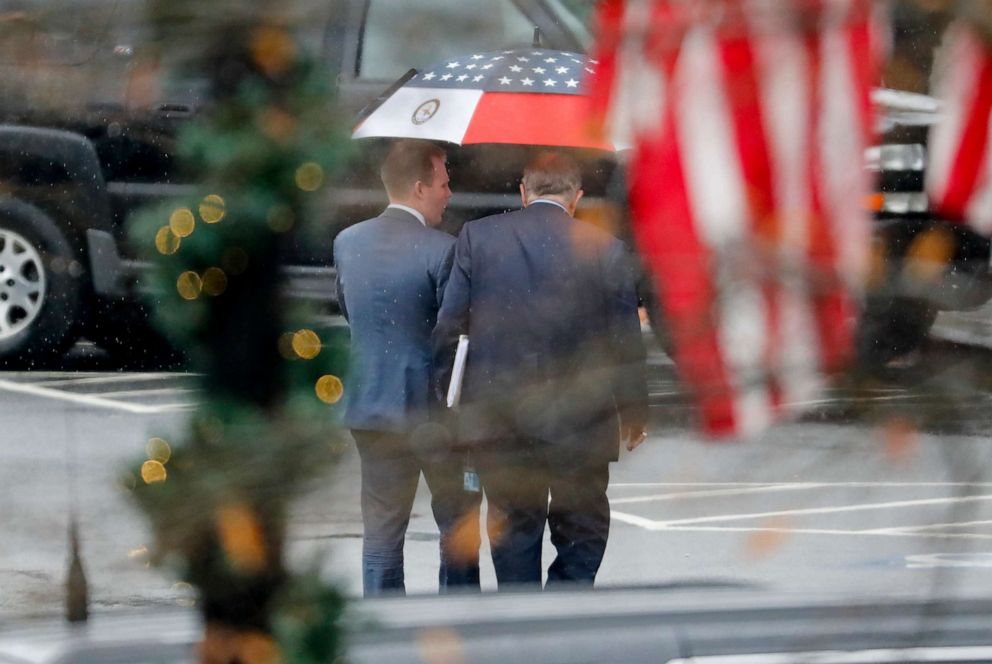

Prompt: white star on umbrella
[
  {"left": 457, "top": 74, "right": 469, "bottom": 81},
  {"left": 490, "top": 56, "right": 504, "bottom": 61},
  {"left": 556, "top": 66, "right": 569, "bottom": 74},
  {"left": 509, "top": 65, "right": 522, "bottom": 72},
  {"left": 565, "top": 78, "right": 579, "bottom": 88},
  {"left": 422, "top": 72, "right": 436, "bottom": 80},
  {"left": 533, "top": 67, "right": 546, "bottom": 74},
  {"left": 473, "top": 75, "right": 484, "bottom": 82},
  {"left": 440, "top": 73, "right": 452, "bottom": 81},
  {"left": 545, "top": 57, "right": 558, "bottom": 63},
  {"left": 471, "top": 54, "right": 484, "bottom": 60},
  {"left": 498, "top": 76, "right": 512, "bottom": 85},
  {"left": 520, "top": 77, "right": 534, "bottom": 86},
  {"left": 465, "top": 64, "right": 477, "bottom": 70},
  {"left": 482, "top": 64, "right": 494, "bottom": 69},
  {"left": 517, "top": 56, "right": 530, "bottom": 62},
  {"left": 446, "top": 62, "right": 460, "bottom": 69},
  {"left": 543, "top": 78, "right": 557, "bottom": 87}
]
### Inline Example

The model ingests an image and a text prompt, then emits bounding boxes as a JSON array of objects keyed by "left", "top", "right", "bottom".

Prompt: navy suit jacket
[
  {"left": 432, "top": 202, "right": 648, "bottom": 465},
  {"left": 334, "top": 207, "right": 455, "bottom": 432}
]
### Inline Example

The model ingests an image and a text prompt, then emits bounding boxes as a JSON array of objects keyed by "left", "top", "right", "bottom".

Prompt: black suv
[
  {"left": 0, "top": 2, "right": 987, "bottom": 365},
  {"left": 0, "top": 0, "right": 591, "bottom": 364}
]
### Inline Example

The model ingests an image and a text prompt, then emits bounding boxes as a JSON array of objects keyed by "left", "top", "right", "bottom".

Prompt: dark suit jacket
[
  {"left": 432, "top": 201, "right": 648, "bottom": 466},
  {"left": 334, "top": 207, "right": 455, "bottom": 432}
]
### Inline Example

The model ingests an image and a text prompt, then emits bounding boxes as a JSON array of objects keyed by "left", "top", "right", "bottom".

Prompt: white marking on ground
[
  {"left": 905, "top": 553, "right": 992, "bottom": 568},
  {"left": 669, "top": 645, "right": 992, "bottom": 663},
  {"left": 869, "top": 518, "right": 992, "bottom": 534},
  {"left": 31, "top": 373, "right": 188, "bottom": 387},
  {"left": 0, "top": 379, "right": 191, "bottom": 414},
  {"left": 639, "top": 494, "right": 992, "bottom": 528},
  {"left": 611, "top": 483, "right": 818, "bottom": 505},
  {"left": 610, "top": 482, "right": 992, "bottom": 488},
  {"left": 610, "top": 512, "right": 992, "bottom": 540},
  {"left": 95, "top": 388, "right": 198, "bottom": 398}
]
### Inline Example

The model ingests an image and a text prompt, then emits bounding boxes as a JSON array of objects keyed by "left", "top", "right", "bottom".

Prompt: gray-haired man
[{"left": 433, "top": 152, "right": 648, "bottom": 588}]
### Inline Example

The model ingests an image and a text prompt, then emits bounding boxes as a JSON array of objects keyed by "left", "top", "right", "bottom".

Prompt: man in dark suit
[
  {"left": 432, "top": 152, "right": 648, "bottom": 588},
  {"left": 334, "top": 140, "right": 480, "bottom": 595}
]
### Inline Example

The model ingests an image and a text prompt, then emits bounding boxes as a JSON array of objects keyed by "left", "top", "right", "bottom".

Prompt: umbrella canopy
[{"left": 352, "top": 48, "right": 615, "bottom": 151}]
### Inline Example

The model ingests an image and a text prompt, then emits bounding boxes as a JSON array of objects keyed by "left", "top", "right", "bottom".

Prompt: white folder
[{"left": 445, "top": 335, "right": 469, "bottom": 408}]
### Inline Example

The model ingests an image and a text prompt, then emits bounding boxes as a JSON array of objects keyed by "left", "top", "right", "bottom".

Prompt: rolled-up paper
[{"left": 446, "top": 334, "right": 469, "bottom": 408}]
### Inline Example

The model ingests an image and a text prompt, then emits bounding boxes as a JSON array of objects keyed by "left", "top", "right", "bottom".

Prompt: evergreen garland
[{"left": 125, "top": 17, "right": 351, "bottom": 663}]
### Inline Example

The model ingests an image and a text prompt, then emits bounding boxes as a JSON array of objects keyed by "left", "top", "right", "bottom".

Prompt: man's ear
[
  {"left": 568, "top": 189, "right": 585, "bottom": 216},
  {"left": 519, "top": 183, "right": 528, "bottom": 208},
  {"left": 413, "top": 181, "right": 425, "bottom": 200}
]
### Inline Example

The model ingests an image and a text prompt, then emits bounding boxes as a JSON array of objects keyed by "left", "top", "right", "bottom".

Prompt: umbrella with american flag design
[{"left": 352, "top": 48, "right": 616, "bottom": 151}]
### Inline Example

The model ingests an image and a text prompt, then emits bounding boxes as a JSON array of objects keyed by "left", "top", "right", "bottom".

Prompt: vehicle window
[
  {"left": 0, "top": 1, "right": 114, "bottom": 65},
  {"left": 359, "top": 0, "right": 535, "bottom": 80},
  {"left": 545, "top": 0, "right": 593, "bottom": 49}
]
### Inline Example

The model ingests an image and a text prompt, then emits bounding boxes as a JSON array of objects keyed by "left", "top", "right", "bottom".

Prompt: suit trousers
[
  {"left": 352, "top": 429, "right": 481, "bottom": 596},
  {"left": 475, "top": 438, "right": 611, "bottom": 589}
]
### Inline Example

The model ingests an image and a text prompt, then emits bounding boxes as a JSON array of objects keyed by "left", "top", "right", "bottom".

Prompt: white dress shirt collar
[
  {"left": 529, "top": 199, "right": 570, "bottom": 215},
  {"left": 387, "top": 203, "right": 427, "bottom": 226}
]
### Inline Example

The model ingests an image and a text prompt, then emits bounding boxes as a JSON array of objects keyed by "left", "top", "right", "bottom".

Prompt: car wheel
[{"left": 0, "top": 202, "right": 84, "bottom": 366}]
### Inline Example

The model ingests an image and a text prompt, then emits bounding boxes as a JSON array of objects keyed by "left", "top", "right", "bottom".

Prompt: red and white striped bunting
[
  {"left": 927, "top": 23, "right": 992, "bottom": 234},
  {"left": 590, "top": 0, "right": 882, "bottom": 438}
]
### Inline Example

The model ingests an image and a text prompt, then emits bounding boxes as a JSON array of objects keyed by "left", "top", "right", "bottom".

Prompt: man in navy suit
[
  {"left": 334, "top": 140, "right": 480, "bottom": 595},
  {"left": 433, "top": 152, "right": 648, "bottom": 588}
]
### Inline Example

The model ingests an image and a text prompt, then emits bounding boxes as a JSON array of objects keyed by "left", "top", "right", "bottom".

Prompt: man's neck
[
  {"left": 528, "top": 198, "right": 571, "bottom": 216},
  {"left": 387, "top": 203, "right": 426, "bottom": 226}
]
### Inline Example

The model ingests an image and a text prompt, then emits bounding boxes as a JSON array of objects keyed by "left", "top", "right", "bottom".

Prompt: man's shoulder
[
  {"left": 334, "top": 215, "right": 383, "bottom": 245},
  {"left": 572, "top": 217, "right": 626, "bottom": 251},
  {"left": 422, "top": 225, "right": 456, "bottom": 248},
  {"left": 463, "top": 208, "right": 526, "bottom": 234}
]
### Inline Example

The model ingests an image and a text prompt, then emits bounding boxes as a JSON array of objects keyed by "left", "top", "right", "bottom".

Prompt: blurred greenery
[{"left": 125, "top": 8, "right": 352, "bottom": 661}]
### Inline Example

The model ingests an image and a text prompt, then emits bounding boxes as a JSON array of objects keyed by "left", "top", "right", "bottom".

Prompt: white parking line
[
  {"left": 610, "top": 482, "right": 992, "bottom": 488},
  {"left": 868, "top": 518, "right": 992, "bottom": 534},
  {"left": 96, "top": 388, "right": 198, "bottom": 398},
  {"left": 32, "top": 373, "right": 187, "bottom": 387},
  {"left": 610, "top": 512, "right": 992, "bottom": 540},
  {"left": 0, "top": 378, "right": 190, "bottom": 414},
  {"left": 611, "top": 483, "right": 819, "bottom": 505},
  {"left": 642, "top": 494, "right": 992, "bottom": 528}
]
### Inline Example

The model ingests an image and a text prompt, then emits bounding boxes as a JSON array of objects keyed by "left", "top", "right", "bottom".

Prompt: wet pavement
[{"left": 2, "top": 332, "right": 992, "bottom": 621}]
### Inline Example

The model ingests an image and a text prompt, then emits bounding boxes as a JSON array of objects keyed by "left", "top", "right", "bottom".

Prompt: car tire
[{"left": 0, "top": 200, "right": 84, "bottom": 366}]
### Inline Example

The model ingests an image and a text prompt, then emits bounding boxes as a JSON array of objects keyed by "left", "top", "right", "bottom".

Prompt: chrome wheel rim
[{"left": 0, "top": 229, "right": 46, "bottom": 340}]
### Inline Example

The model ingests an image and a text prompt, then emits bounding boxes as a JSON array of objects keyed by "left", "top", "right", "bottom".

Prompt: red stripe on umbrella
[{"left": 461, "top": 93, "right": 612, "bottom": 150}]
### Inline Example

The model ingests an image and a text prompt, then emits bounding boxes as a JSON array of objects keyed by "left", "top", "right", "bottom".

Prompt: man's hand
[{"left": 622, "top": 426, "right": 648, "bottom": 452}]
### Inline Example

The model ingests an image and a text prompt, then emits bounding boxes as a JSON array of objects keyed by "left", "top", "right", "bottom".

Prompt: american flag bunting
[{"left": 590, "top": 0, "right": 883, "bottom": 437}]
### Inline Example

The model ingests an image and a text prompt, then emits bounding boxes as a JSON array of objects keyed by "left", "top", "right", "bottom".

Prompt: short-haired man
[
  {"left": 433, "top": 152, "right": 648, "bottom": 588},
  {"left": 334, "top": 139, "right": 480, "bottom": 595}
]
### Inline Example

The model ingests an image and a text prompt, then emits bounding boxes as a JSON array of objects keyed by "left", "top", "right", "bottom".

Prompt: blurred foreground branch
[{"left": 124, "top": 7, "right": 351, "bottom": 662}]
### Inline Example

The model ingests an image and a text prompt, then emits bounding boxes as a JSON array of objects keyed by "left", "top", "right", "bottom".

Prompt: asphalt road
[{"left": 3, "top": 334, "right": 992, "bottom": 622}]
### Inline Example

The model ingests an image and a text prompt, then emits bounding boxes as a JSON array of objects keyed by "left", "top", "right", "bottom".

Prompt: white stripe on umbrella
[{"left": 352, "top": 87, "right": 483, "bottom": 143}]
